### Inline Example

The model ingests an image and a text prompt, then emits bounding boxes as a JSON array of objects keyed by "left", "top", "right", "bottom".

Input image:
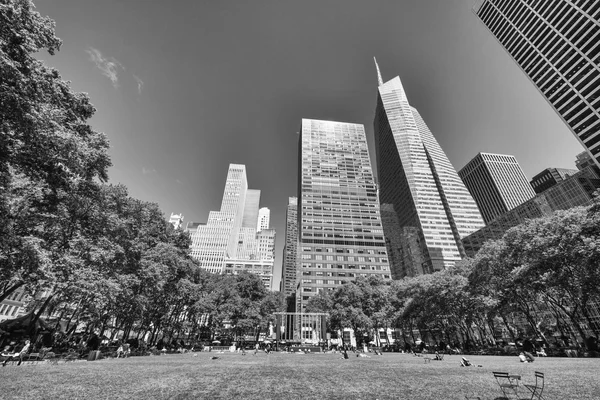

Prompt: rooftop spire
[{"left": 374, "top": 57, "right": 383, "bottom": 86}]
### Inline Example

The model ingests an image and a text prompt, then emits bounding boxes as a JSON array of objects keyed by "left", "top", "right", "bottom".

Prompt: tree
[{"left": 1, "top": 0, "right": 111, "bottom": 303}]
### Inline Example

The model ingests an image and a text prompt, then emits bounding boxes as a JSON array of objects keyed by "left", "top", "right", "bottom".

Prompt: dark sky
[{"left": 35, "top": 0, "right": 583, "bottom": 289}]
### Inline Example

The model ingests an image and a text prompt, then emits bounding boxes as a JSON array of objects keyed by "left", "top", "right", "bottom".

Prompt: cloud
[
  {"left": 133, "top": 74, "right": 144, "bottom": 94},
  {"left": 142, "top": 167, "right": 157, "bottom": 175},
  {"left": 176, "top": 179, "right": 184, "bottom": 185},
  {"left": 86, "top": 47, "right": 124, "bottom": 88}
]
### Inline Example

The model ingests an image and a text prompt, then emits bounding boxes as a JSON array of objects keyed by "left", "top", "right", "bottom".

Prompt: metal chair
[
  {"left": 492, "top": 371, "right": 520, "bottom": 399},
  {"left": 523, "top": 371, "right": 545, "bottom": 400}
]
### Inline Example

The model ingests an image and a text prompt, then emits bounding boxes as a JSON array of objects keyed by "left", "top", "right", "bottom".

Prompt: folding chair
[
  {"left": 523, "top": 371, "right": 545, "bottom": 400},
  {"left": 492, "top": 372, "right": 520, "bottom": 399}
]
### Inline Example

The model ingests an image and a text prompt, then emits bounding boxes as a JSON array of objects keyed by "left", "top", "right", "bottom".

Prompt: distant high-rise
[
  {"left": 297, "top": 119, "right": 391, "bottom": 311},
  {"left": 169, "top": 213, "right": 184, "bottom": 230},
  {"left": 576, "top": 150, "right": 597, "bottom": 171},
  {"left": 463, "top": 166, "right": 600, "bottom": 256},
  {"left": 530, "top": 167, "right": 579, "bottom": 194},
  {"left": 373, "top": 59, "right": 485, "bottom": 273},
  {"left": 459, "top": 153, "right": 536, "bottom": 224},
  {"left": 189, "top": 164, "right": 275, "bottom": 288},
  {"left": 474, "top": 0, "right": 600, "bottom": 168},
  {"left": 281, "top": 197, "right": 298, "bottom": 298},
  {"left": 258, "top": 207, "right": 270, "bottom": 232}
]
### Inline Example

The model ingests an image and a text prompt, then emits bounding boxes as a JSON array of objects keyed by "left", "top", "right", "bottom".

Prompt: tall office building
[
  {"left": 576, "top": 150, "right": 597, "bottom": 170},
  {"left": 297, "top": 119, "right": 391, "bottom": 311},
  {"left": 530, "top": 167, "right": 579, "bottom": 194},
  {"left": 281, "top": 197, "right": 298, "bottom": 298},
  {"left": 463, "top": 165, "right": 600, "bottom": 256},
  {"left": 459, "top": 152, "right": 536, "bottom": 224},
  {"left": 258, "top": 207, "right": 270, "bottom": 232},
  {"left": 473, "top": 0, "right": 600, "bottom": 168},
  {"left": 168, "top": 213, "right": 184, "bottom": 230},
  {"left": 189, "top": 164, "right": 275, "bottom": 288},
  {"left": 373, "top": 60, "right": 485, "bottom": 273}
]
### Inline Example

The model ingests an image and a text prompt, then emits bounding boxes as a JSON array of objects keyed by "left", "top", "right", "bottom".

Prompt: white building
[
  {"left": 188, "top": 164, "right": 275, "bottom": 288},
  {"left": 257, "top": 207, "right": 270, "bottom": 232}
]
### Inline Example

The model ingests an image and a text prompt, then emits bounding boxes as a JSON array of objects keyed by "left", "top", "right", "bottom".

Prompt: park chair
[
  {"left": 492, "top": 372, "right": 520, "bottom": 399},
  {"left": 523, "top": 371, "right": 545, "bottom": 400},
  {"left": 24, "top": 352, "right": 42, "bottom": 364}
]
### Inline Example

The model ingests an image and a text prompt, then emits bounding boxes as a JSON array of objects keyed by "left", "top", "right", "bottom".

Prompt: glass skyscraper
[
  {"left": 474, "top": 0, "right": 600, "bottom": 168},
  {"left": 297, "top": 119, "right": 391, "bottom": 311},
  {"left": 459, "top": 152, "right": 536, "bottom": 224},
  {"left": 281, "top": 197, "right": 298, "bottom": 298},
  {"left": 373, "top": 60, "right": 485, "bottom": 273}
]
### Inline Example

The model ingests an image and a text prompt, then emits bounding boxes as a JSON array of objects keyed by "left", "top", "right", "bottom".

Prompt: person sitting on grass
[
  {"left": 434, "top": 351, "right": 443, "bottom": 360},
  {"left": 116, "top": 343, "right": 124, "bottom": 358},
  {"left": 460, "top": 357, "right": 472, "bottom": 367},
  {"left": 536, "top": 348, "right": 547, "bottom": 357},
  {"left": 519, "top": 351, "right": 535, "bottom": 363}
]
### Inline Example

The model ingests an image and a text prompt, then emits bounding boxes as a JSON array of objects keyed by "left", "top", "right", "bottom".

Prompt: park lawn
[{"left": 0, "top": 352, "right": 598, "bottom": 399}]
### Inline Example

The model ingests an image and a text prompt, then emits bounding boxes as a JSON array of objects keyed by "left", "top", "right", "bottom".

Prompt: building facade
[
  {"left": 459, "top": 152, "right": 536, "bottom": 224},
  {"left": 0, "top": 288, "right": 28, "bottom": 322},
  {"left": 281, "top": 197, "right": 298, "bottom": 298},
  {"left": 462, "top": 166, "right": 600, "bottom": 256},
  {"left": 373, "top": 61, "right": 485, "bottom": 273},
  {"left": 576, "top": 150, "right": 597, "bottom": 170},
  {"left": 530, "top": 167, "right": 579, "bottom": 194},
  {"left": 168, "top": 213, "right": 184, "bottom": 230},
  {"left": 474, "top": 0, "right": 600, "bottom": 168},
  {"left": 258, "top": 207, "right": 270, "bottom": 232},
  {"left": 297, "top": 119, "right": 391, "bottom": 311},
  {"left": 188, "top": 164, "right": 275, "bottom": 287}
]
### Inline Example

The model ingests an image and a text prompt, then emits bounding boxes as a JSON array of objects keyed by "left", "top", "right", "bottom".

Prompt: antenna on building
[{"left": 374, "top": 57, "right": 383, "bottom": 86}]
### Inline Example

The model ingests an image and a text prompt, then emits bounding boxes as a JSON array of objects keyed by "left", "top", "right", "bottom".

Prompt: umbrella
[{"left": 212, "top": 340, "right": 221, "bottom": 344}]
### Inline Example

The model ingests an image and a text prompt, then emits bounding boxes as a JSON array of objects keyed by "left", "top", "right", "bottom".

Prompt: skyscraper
[
  {"left": 189, "top": 164, "right": 275, "bottom": 288},
  {"left": 373, "top": 59, "right": 485, "bottom": 273},
  {"left": 473, "top": 0, "right": 600, "bottom": 168},
  {"left": 297, "top": 119, "right": 391, "bottom": 311},
  {"left": 530, "top": 167, "right": 579, "bottom": 194},
  {"left": 459, "top": 152, "right": 536, "bottom": 224},
  {"left": 576, "top": 150, "right": 597, "bottom": 171},
  {"left": 168, "top": 213, "right": 184, "bottom": 230},
  {"left": 281, "top": 197, "right": 298, "bottom": 298},
  {"left": 462, "top": 165, "right": 600, "bottom": 256},
  {"left": 258, "top": 207, "right": 270, "bottom": 232}
]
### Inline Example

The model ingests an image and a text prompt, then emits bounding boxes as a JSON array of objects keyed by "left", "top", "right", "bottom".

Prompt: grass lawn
[{"left": 1, "top": 352, "right": 598, "bottom": 399}]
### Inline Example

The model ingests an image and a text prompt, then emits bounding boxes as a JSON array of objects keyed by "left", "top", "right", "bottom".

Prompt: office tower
[
  {"left": 282, "top": 197, "right": 298, "bottom": 298},
  {"left": 258, "top": 207, "right": 270, "bottom": 232},
  {"left": 462, "top": 166, "right": 600, "bottom": 256},
  {"left": 168, "top": 213, "right": 184, "bottom": 230},
  {"left": 576, "top": 150, "right": 597, "bottom": 171},
  {"left": 189, "top": 164, "right": 275, "bottom": 288},
  {"left": 373, "top": 60, "right": 485, "bottom": 273},
  {"left": 297, "top": 119, "right": 391, "bottom": 311},
  {"left": 459, "top": 153, "right": 536, "bottom": 224},
  {"left": 379, "top": 204, "right": 408, "bottom": 279},
  {"left": 530, "top": 167, "right": 579, "bottom": 194},
  {"left": 473, "top": 0, "right": 600, "bottom": 168}
]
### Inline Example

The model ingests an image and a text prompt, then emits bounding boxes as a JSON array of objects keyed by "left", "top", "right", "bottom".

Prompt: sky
[{"left": 34, "top": 0, "right": 584, "bottom": 290}]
